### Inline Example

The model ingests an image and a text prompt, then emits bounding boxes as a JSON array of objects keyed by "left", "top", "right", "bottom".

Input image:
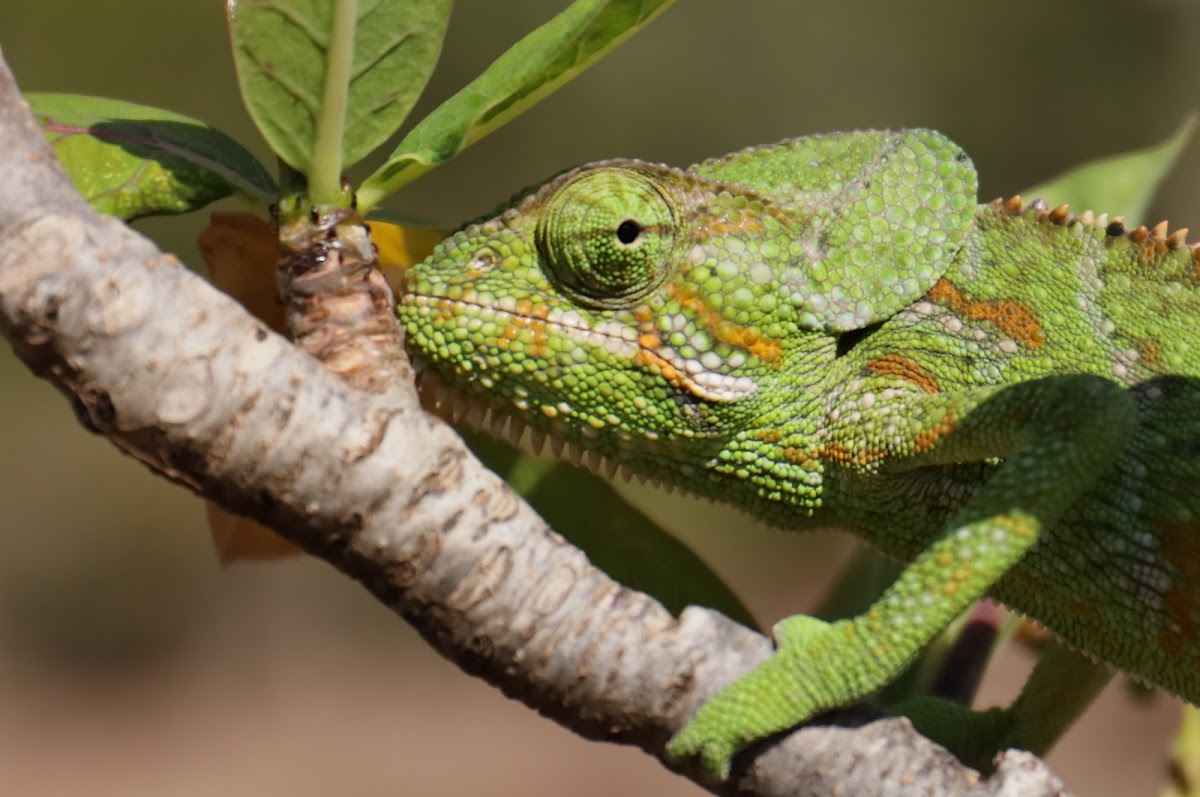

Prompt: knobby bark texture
[{"left": 0, "top": 49, "right": 1071, "bottom": 797}]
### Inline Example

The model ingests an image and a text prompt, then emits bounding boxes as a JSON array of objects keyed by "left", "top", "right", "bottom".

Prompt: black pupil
[{"left": 616, "top": 219, "right": 641, "bottom": 245}]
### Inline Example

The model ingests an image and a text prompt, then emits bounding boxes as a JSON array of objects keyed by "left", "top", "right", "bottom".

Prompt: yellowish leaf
[{"left": 373, "top": 220, "right": 446, "bottom": 287}]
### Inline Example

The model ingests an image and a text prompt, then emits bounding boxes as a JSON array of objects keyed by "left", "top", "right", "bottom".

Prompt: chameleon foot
[{"left": 667, "top": 615, "right": 870, "bottom": 779}]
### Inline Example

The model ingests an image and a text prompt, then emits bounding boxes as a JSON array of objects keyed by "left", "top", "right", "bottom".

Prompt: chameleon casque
[{"left": 396, "top": 129, "right": 1200, "bottom": 776}]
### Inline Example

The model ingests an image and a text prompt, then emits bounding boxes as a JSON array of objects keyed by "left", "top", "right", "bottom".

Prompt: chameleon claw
[{"left": 666, "top": 723, "right": 740, "bottom": 781}]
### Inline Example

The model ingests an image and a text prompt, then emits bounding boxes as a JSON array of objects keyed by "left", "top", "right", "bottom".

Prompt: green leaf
[
  {"left": 462, "top": 432, "right": 755, "bottom": 628},
  {"left": 28, "top": 93, "right": 277, "bottom": 220},
  {"left": 1022, "top": 113, "right": 1197, "bottom": 222},
  {"left": 228, "top": 0, "right": 450, "bottom": 199},
  {"left": 357, "top": 0, "right": 675, "bottom": 211}
]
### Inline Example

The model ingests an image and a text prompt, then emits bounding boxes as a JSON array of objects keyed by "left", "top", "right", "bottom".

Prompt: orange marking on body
[
  {"left": 666, "top": 282, "right": 783, "bottom": 366},
  {"left": 913, "top": 412, "right": 957, "bottom": 454},
  {"left": 865, "top": 355, "right": 941, "bottom": 393},
  {"left": 941, "top": 562, "right": 972, "bottom": 598},
  {"left": 757, "top": 429, "right": 782, "bottom": 443},
  {"left": 782, "top": 446, "right": 819, "bottom": 468},
  {"left": 818, "top": 409, "right": 955, "bottom": 468},
  {"left": 1156, "top": 519, "right": 1200, "bottom": 658},
  {"left": 927, "top": 278, "right": 1045, "bottom": 350},
  {"left": 1139, "top": 338, "right": 1163, "bottom": 365},
  {"left": 815, "top": 441, "right": 887, "bottom": 467}
]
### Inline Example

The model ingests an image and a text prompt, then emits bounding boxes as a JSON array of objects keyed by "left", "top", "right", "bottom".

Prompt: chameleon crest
[{"left": 399, "top": 129, "right": 1200, "bottom": 778}]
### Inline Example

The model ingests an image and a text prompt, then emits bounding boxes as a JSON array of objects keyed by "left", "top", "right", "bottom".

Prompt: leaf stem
[{"left": 309, "top": 0, "right": 357, "bottom": 205}]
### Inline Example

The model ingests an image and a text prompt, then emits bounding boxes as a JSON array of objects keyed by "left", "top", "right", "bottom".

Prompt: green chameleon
[{"left": 397, "top": 129, "right": 1200, "bottom": 777}]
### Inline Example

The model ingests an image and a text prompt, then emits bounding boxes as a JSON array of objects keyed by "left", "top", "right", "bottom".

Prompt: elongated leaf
[
  {"left": 463, "top": 432, "right": 755, "bottom": 627},
  {"left": 1022, "top": 113, "right": 1196, "bottom": 222},
  {"left": 227, "top": 0, "right": 450, "bottom": 184},
  {"left": 357, "top": 0, "right": 675, "bottom": 210},
  {"left": 29, "top": 93, "right": 277, "bottom": 220}
]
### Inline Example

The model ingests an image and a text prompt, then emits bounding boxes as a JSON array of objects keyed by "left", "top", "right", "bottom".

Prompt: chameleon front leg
[{"left": 667, "top": 374, "right": 1136, "bottom": 779}]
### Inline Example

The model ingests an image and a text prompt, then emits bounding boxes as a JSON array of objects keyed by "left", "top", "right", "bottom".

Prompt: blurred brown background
[{"left": 1, "top": 1, "right": 1198, "bottom": 795}]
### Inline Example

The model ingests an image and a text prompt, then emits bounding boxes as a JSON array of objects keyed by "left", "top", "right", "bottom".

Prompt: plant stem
[{"left": 308, "top": 0, "right": 356, "bottom": 205}]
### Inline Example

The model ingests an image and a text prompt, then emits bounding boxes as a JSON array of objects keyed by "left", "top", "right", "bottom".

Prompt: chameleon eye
[
  {"left": 616, "top": 219, "right": 642, "bottom": 245},
  {"left": 537, "top": 168, "right": 677, "bottom": 307}
]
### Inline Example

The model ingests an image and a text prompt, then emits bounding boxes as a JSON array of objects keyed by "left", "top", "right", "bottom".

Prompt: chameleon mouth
[{"left": 411, "top": 358, "right": 680, "bottom": 492}]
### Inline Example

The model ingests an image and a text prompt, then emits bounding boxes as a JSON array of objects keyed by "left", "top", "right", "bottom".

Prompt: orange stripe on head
[
  {"left": 694, "top": 207, "right": 767, "bottom": 241},
  {"left": 633, "top": 346, "right": 690, "bottom": 392},
  {"left": 496, "top": 301, "right": 552, "bottom": 357},
  {"left": 667, "top": 282, "right": 783, "bottom": 366}
]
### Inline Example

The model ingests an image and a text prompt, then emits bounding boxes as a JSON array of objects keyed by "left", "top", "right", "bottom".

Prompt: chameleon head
[
  {"left": 398, "top": 160, "right": 810, "bottom": 467},
  {"left": 400, "top": 129, "right": 977, "bottom": 494}
]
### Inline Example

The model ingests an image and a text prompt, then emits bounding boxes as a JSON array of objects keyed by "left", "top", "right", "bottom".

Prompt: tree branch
[{"left": 0, "top": 48, "right": 1072, "bottom": 797}]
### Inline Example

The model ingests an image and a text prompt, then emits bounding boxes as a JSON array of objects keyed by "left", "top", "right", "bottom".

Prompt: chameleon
[{"left": 395, "top": 129, "right": 1200, "bottom": 778}]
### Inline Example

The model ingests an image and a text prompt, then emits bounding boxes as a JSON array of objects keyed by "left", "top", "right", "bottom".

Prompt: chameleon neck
[{"left": 698, "top": 333, "right": 840, "bottom": 526}]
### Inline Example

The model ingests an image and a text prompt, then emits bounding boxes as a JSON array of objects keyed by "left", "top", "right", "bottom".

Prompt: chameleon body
[{"left": 397, "top": 129, "right": 1200, "bottom": 776}]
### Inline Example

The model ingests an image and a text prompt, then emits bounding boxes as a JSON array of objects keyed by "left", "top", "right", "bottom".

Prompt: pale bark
[{"left": 0, "top": 48, "right": 1070, "bottom": 797}]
